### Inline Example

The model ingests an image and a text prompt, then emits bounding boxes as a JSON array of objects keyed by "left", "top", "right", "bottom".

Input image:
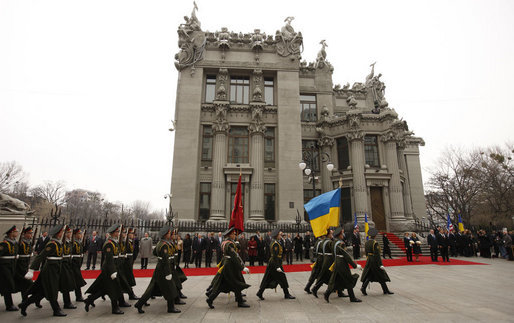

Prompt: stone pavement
[{"left": 3, "top": 257, "right": 513, "bottom": 322}]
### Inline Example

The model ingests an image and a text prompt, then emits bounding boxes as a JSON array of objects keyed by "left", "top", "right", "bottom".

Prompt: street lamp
[
  {"left": 299, "top": 145, "right": 334, "bottom": 199},
  {"left": 164, "top": 194, "right": 175, "bottom": 226}
]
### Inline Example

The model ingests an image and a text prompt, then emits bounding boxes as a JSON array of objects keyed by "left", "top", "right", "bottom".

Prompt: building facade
[{"left": 170, "top": 7, "right": 425, "bottom": 232}]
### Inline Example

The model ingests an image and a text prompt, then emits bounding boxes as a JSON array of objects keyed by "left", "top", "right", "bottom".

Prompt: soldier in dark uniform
[
  {"left": 134, "top": 226, "right": 181, "bottom": 314},
  {"left": 206, "top": 226, "right": 250, "bottom": 309},
  {"left": 311, "top": 229, "right": 334, "bottom": 298},
  {"left": 360, "top": 228, "right": 394, "bottom": 296},
  {"left": 60, "top": 227, "right": 78, "bottom": 309},
  {"left": 84, "top": 224, "right": 124, "bottom": 314},
  {"left": 0, "top": 225, "right": 19, "bottom": 311},
  {"left": 169, "top": 230, "right": 188, "bottom": 302},
  {"left": 304, "top": 233, "right": 325, "bottom": 294},
  {"left": 324, "top": 227, "right": 362, "bottom": 303},
  {"left": 71, "top": 228, "right": 86, "bottom": 302},
  {"left": 15, "top": 227, "right": 41, "bottom": 308},
  {"left": 19, "top": 224, "right": 67, "bottom": 317},
  {"left": 256, "top": 228, "right": 296, "bottom": 300},
  {"left": 118, "top": 228, "right": 139, "bottom": 302}
]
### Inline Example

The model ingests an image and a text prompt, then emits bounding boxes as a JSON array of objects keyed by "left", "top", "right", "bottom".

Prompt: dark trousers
[
  {"left": 304, "top": 248, "right": 310, "bottom": 260},
  {"left": 216, "top": 249, "right": 222, "bottom": 264},
  {"left": 193, "top": 251, "right": 202, "bottom": 267},
  {"left": 440, "top": 246, "right": 449, "bottom": 262},
  {"left": 141, "top": 257, "right": 148, "bottom": 269},
  {"left": 353, "top": 246, "right": 360, "bottom": 259},
  {"left": 23, "top": 292, "right": 60, "bottom": 314},
  {"left": 177, "top": 251, "right": 182, "bottom": 264},
  {"left": 249, "top": 255, "right": 256, "bottom": 266},
  {"left": 450, "top": 245, "right": 457, "bottom": 257},
  {"left": 295, "top": 250, "right": 303, "bottom": 261},
  {"left": 383, "top": 248, "right": 392, "bottom": 259},
  {"left": 205, "top": 251, "right": 213, "bottom": 267},
  {"left": 430, "top": 246, "right": 439, "bottom": 261},
  {"left": 86, "top": 251, "right": 97, "bottom": 269},
  {"left": 406, "top": 248, "right": 413, "bottom": 261},
  {"left": 3, "top": 293, "right": 14, "bottom": 308}
]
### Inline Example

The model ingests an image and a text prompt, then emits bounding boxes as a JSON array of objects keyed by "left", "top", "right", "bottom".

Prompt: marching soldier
[
  {"left": 19, "top": 224, "right": 67, "bottom": 317},
  {"left": 169, "top": 230, "right": 188, "bottom": 302},
  {"left": 304, "top": 232, "right": 325, "bottom": 294},
  {"left": 134, "top": 226, "right": 180, "bottom": 314},
  {"left": 84, "top": 224, "right": 124, "bottom": 314},
  {"left": 311, "top": 228, "right": 334, "bottom": 298},
  {"left": 71, "top": 228, "right": 87, "bottom": 302},
  {"left": 256, "top": 228, "right": 295, "bottom": 300},
  {"left": 324, "top": 227, "right": 362, "bottom": 303},
  {"left": 206, "top": 226, "right": 250, "bottom": 309},
  {"left": 60, "top": 227, "right": 77, "bottom": 309},
  {"left": 118, "top": 228, "right": 139, "bottom": 302},
  {"left": 0, "top": 225, "right": 19, "bottom": 311},
  {"left": 360, "top": 228, "right": 394, "bottom": 296},
  {"left": 14, "top": 227, "right": 41, "bottom": 308}
]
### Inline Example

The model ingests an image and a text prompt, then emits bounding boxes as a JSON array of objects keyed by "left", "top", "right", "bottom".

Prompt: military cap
[
  {"left": 127, "top": 228, "right": 134, "bottom": 234},
  {"left": 223, "top": 226, "right": 237, "bottom": 237},
  {"left": 5, "top": 225, "right": 17, "bottom": 235},
  {"left": 159, "top": 226, "right": 171, "bottom": 238},
  {"left": 333, "top": 227, "right": 344, "bottom": 237},
  {"left": 65, "top": 226, "right": 72, "bottom": 232},
  {"left": 73, "top": 228, "right": 82, "bottom": 235},
  {"left": 368, "top": 228, "right": 378, "bottom": 238},
  {"left": 271, "top": 227, "right": 281, "bottom": 239},
  {"left": 106, "top": 224, "right": 120, "bottom": 234},
  {"left": 22, "top": 227, "right": 33, "bottom": 234},
  {"left": 49, "top": 224, "right": 64, "bottom": 236}
]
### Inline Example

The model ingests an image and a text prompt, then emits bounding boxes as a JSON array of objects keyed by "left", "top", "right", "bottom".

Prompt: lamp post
[
  {"left": 164, "top": 194, "right": 175, "bottom": 227},
  {"left": 299, "top": 146, "right": 334, "bottom": 199},
  {"left": 295, "top": 209, "right": 302, "bottom": 235}
]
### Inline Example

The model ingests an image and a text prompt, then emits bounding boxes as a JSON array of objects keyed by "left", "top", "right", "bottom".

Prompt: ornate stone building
[{"left": 171, "top": 6, "right": 425, "bottom": 231}]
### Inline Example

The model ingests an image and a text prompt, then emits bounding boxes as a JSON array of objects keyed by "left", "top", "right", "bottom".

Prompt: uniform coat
[{"left": 361, "top": 239, "right": 390, "bottom": 283}]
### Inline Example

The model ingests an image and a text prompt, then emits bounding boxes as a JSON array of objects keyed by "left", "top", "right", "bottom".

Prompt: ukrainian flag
[
  {"left": 304, "top": 188, "right": 341, "bottom": 238},
  {"left": 458, "top": 214, "right": 465, "bottom": 232},
  {"left": 364, "top": 213, "right": 369, "bottom": 240}
]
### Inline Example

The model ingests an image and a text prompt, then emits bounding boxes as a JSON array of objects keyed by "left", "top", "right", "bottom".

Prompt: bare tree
[
  {"left": 131, "top": 200, "right": 151, "bottom": 220},
  {"left": 0, "top": 161, "right": 27, "bottom": 193},
  {"left": 31, "top": 180, "right": 66, "bottom": 205}
]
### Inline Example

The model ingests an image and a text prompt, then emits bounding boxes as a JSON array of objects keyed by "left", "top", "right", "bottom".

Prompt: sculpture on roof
[
  {"left": 175, "top": 1, "right": 206, "bottom": 73},
  {"left": 275, "top": 16, "right": 303, "bottom": 59},
  {"left": 315, "top": 40, "right": 333, "bottom": 71},
  {"left": 365, "top": 62, "right": 388, "bottom": 109}
]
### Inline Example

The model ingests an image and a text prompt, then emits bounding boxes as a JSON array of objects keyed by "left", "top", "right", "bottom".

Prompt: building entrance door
[{"left": 370, "top": 187, "right": 386, "bottom": 231}]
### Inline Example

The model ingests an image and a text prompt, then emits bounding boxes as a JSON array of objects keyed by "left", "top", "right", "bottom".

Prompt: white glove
[
  {"left": 416, "top": 241, "right": 421, "bottom": 245},
  {"left": 356, "top": 264, "right": 362, "bottom": 271},
  {"left": 276, "top": 268, "right": 284, "bottom": 273},
  {"left": 243, "top": 267, "right": 250, "bottom": 274},
  {"left": 111, "top": 272, "right": 117, "bottom": 280},
  {"left": 165, "top": 274, "right": 172, "bottom": 280},
  {"left": 380, "top": 266, "right": 385, "bottom": 271},
  {"left": 24, "top": 269, "right": 34, "bottom": 280}
]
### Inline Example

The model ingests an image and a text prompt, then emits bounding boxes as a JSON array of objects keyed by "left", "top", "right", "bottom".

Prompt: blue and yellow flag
[
  {"left": 458, "top": 214, "right": 464, "bottom": 232},
  {"left": 304, "top": 188, "right": 341, "bottom": 238},
  {"left": 364, "top": 213, "right": 369, "bottom": 240}
]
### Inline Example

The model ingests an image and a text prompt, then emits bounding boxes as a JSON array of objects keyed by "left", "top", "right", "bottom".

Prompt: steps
[{"left": 376, "top": 232, "right": 431, "bottom": 258}]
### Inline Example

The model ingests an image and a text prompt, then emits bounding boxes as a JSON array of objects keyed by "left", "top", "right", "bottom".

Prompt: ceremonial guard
[
  {"left": 60, "top": 227, "right": 78, "bottom": 309},
  {"left": 170, "top": 230, "right": 188, "bottom": 301},
  {"left": 134, "top": 226, "right": 180, "bottom": 314},
  {"left": 311, "top": 229, "right": 334, "bottom": 297},
  {"left": 15, "top": 227, "right": 40, "bottom": 307},
  {"left": 19, "top": 224, "right": 67, "bottom": 317},
  {"left": 324, "top": 227, "right": 362, "bottom": 303},
  {"left": 0, "top": 225, "right": 19, "bottom": 311},
  {"left": 71, "top": 228, "right": 87, "bottom": 302},
  {"left": 256, "top": 228, "right": 295, "bottom": 300},
  {"left": 360, "top": 228, "right": 394, "bottom": 296},
  {"left": 304, "top": 232, "right": 325, "bottom": 294},
  {"left": 206, "top": 226, "right": 250, "bottom": 309},
  {"left": 84, "top": 224, "right": 124, "bottom": 314},
  {"left": 118, "top": 228, "right": 139, "bottom": 302}
]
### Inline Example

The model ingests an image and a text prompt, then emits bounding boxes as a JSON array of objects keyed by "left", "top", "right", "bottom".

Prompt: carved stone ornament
[
  {"left": 174, "top": 2, "right": 206, "bottom": 73},
  {"left": 216, "top": 68, "right": 228, "bottom": 101},
  {"left": 216, "top": 27, "right": 231, "bottom": 49},
  {"left": 315, "top": 40, "right": 333, "bottom": 71},
  {"left": 214, "top": 102, "right": 229, "bottom": 122},
  {"left": 248, "top": 121, "right": 266, "bottom": 135},
  {"left": 347, "top": 113, "right": 361, "bottom": 129},
  {"left": 0, "top": 193, "right": 34, "bottom": 215},
  {"left": 346, "top": 130, "right": 365, "bottom": 142},
  {"left": 252, "top": 69, "right": 264, "bottom": 102},
  {"left": 380, "top": 130, "right": 398, "bottom": 143},
  {"left": 317, "top": 136, "right": 335, "bottom": 147},
  {"left": 319, "top": 105, "right": 330, "bottom": 122},
  {"left": 275, "top": 16, "right": 303, "bottom": 59},
  {"left": 365, "top": 62, "right": 386, "bottom": 106},
  {"left": 213, "top": 120, "right": 229, "bottom": 134},
  {"left": 346, "top": 95, "right": 357, "bottom": 109}
]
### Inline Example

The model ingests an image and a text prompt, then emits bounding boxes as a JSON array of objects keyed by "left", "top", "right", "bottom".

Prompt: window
[
  {"left": 230, "top": 76, "right": 250, "bottom": 104},
  {"left": 264, "top": 128, "right": 275, "bottom": 163},
  {"left": 205, "top": 75, "right": 216, "bottom": 103},
  {"left": 264, "top": 77, "right": 274, "bottom": 105},
  {"left": 199, "top": 183, "right": 211, "bottom": 221},
  {"left": 336, "top": 137, "right": 350, "bottom": 170},
  {"left": 364, "top": 135, "right": 380, "bottom": 167},
  {"left": 230, "top": 182, "right": 245, "bottom": 213},
  {"left": 303, "top": 189, "right": 322, "bottom": 204},
  {"left": 264, "top": 184, "right": 276, "bottom": 221},
  {"left": 228, "top": 127, "right": 249, "bottom": 163},
  {"left": 201, "top": 126, "right": 213, "bottom": 161},
  {"left": 340, "top": 187, "right": 352, "bottom": 224},
  {"left": 302, "top": 140, "right": 320, "bottom": 172},
  {"left": 300, "top": 94, "right": 317, "bottom": 122}
]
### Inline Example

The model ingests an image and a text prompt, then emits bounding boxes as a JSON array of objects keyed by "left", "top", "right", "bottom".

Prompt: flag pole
[{"left": 338, "top": 177, "right": 343, "bottom": 227}]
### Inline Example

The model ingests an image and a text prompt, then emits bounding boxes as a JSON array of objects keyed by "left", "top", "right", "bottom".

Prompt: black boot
[
  {"left": 206, "top": 298, "right": 214, "bottom": 309},
  {"left": 50, "top": 301, "right": 66, "bottom": 317},
  {"left": 84, "top": 296, "right": 95, "bottom": 312},
  {"left": 256, "top": 289, "right": 265, "bottom": 300},
  {"left": 167, "top": 301, "right": 181, "bottom": 313},
  {"left": 118, "top": 295, "right": 131, "bottom": 308},
  {"left": 128, "top": 290, "right": 140, "bottom": 300},
  {"left": 283, "top": 288, "right": 295, "bottom": 299},
  {"left": 323, "top": 290, "right": 330, "bottom": 303},
  {"left": 381, "top": 282, "right": 394, "bottom": 295},
  {"left": 361, "top": 279, "right": 370, "bottom": 296},
  {"left": 236, "top": 292, "right": 250, "bottom": 307},
  {"left": 75, "top": 289, "right": 85, "bottom": 302},
  {"left": 18, "top": 300, "right": 28, "bottom": 316},
  {"left": 337, "top": 290, "right": 349, "bottom": 297},
  {"left": 311, "top": 281, "right": 323, "bottom": 298},
  {"left": 175, "top": 297, "right": 186, "bottom": 305},
  {"left": 111, "top": 299, "right": 124, "bottom": 314},
  {"left": 348, "top": 288, "right": 362, "bottom": 302},
  {"left": 4, "top": 294, "right": 18, "bottom": 311},
  {"left": 134, "top": 302, "right": 144, "bottom": 314},
  {"left": 63, "top": 292, "right": 77, "bottom": 309},
  {"left": 304, "top": 281, "right": 313, "bottom": 294},
  {"left": 179, "top": 291, "right": 187, "bottom": 299}
]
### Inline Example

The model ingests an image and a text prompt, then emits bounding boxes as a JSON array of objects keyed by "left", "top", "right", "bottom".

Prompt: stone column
[
  {"left": 397, "top": 140, "right": 414, "bottom": 219},
  {"left": 382, "top": 132, "right": 405, "bottom": 223},
  {"left": 249, "top": 117, "right": 266, "bottom": 221},
  {"left": 347, "top": 130, "right": 367, "bottom": 222},
  {"left": 318, "top": 136, "right": 335, "bottom": 193},
  {"left": 210, "top": 103, "right": 229, "bottom": 220}
]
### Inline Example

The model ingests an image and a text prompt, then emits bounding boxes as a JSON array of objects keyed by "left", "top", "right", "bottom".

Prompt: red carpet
[{"left": 31, "top": 256, "right": 487, "bottom": 280}]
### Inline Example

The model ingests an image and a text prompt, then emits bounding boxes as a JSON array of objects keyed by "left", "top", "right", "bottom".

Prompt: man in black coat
[
  {"left": 215, "top": 232, "right": 223, "bottom": 264},
  {"left": 438, "top": 229, "right": 450, "bottom": 262},
  {"left": 293, "top": 233, "right": 303, "bottom": 261},
  {"left": 403, "top": 232, "right": 413, "bottom": 262},
  {"left": 192, "top": 234, "right": 203, "bottom": 268},
  {"left": 35, "top": 231, "right": 49, "bottom": 254},
  {"left": 205, "top": 233, "right": 215, "bottom": 267},
  {"left": 85, "top": 231, "right": 101, "bottom": 270},
  {"left": 352, "top": 228, "right": 361, "bottom": 260},
  {"left": 303, "top": 231, "right": 312, "bottom": 260},
  {"left": 448, "top": 230, "right": 457, "bottom": 257},
  {"left": 427, "top": 229, "right": 439, "bottom": 261},
  {"left": 284, "top": 234, "right": 293, "bottom": 265}
]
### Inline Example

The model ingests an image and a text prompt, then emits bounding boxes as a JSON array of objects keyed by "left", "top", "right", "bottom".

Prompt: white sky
[{"left": 1, "top": 0, "right": 513, "bottom": 212}]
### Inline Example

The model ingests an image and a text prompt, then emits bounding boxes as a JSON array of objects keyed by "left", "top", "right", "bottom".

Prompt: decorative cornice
[{"left": 346, "top": 130, "right": 365, "bottom": 142}]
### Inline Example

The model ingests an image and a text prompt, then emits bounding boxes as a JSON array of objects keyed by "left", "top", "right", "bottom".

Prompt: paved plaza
[{"left": 3, "top": 258, "right": 513, "bottom": 322}]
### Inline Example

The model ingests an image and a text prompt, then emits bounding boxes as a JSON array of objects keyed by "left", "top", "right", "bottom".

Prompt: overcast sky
[{"left": 1, "top": 0, "right": 513, "bottom": 212}]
